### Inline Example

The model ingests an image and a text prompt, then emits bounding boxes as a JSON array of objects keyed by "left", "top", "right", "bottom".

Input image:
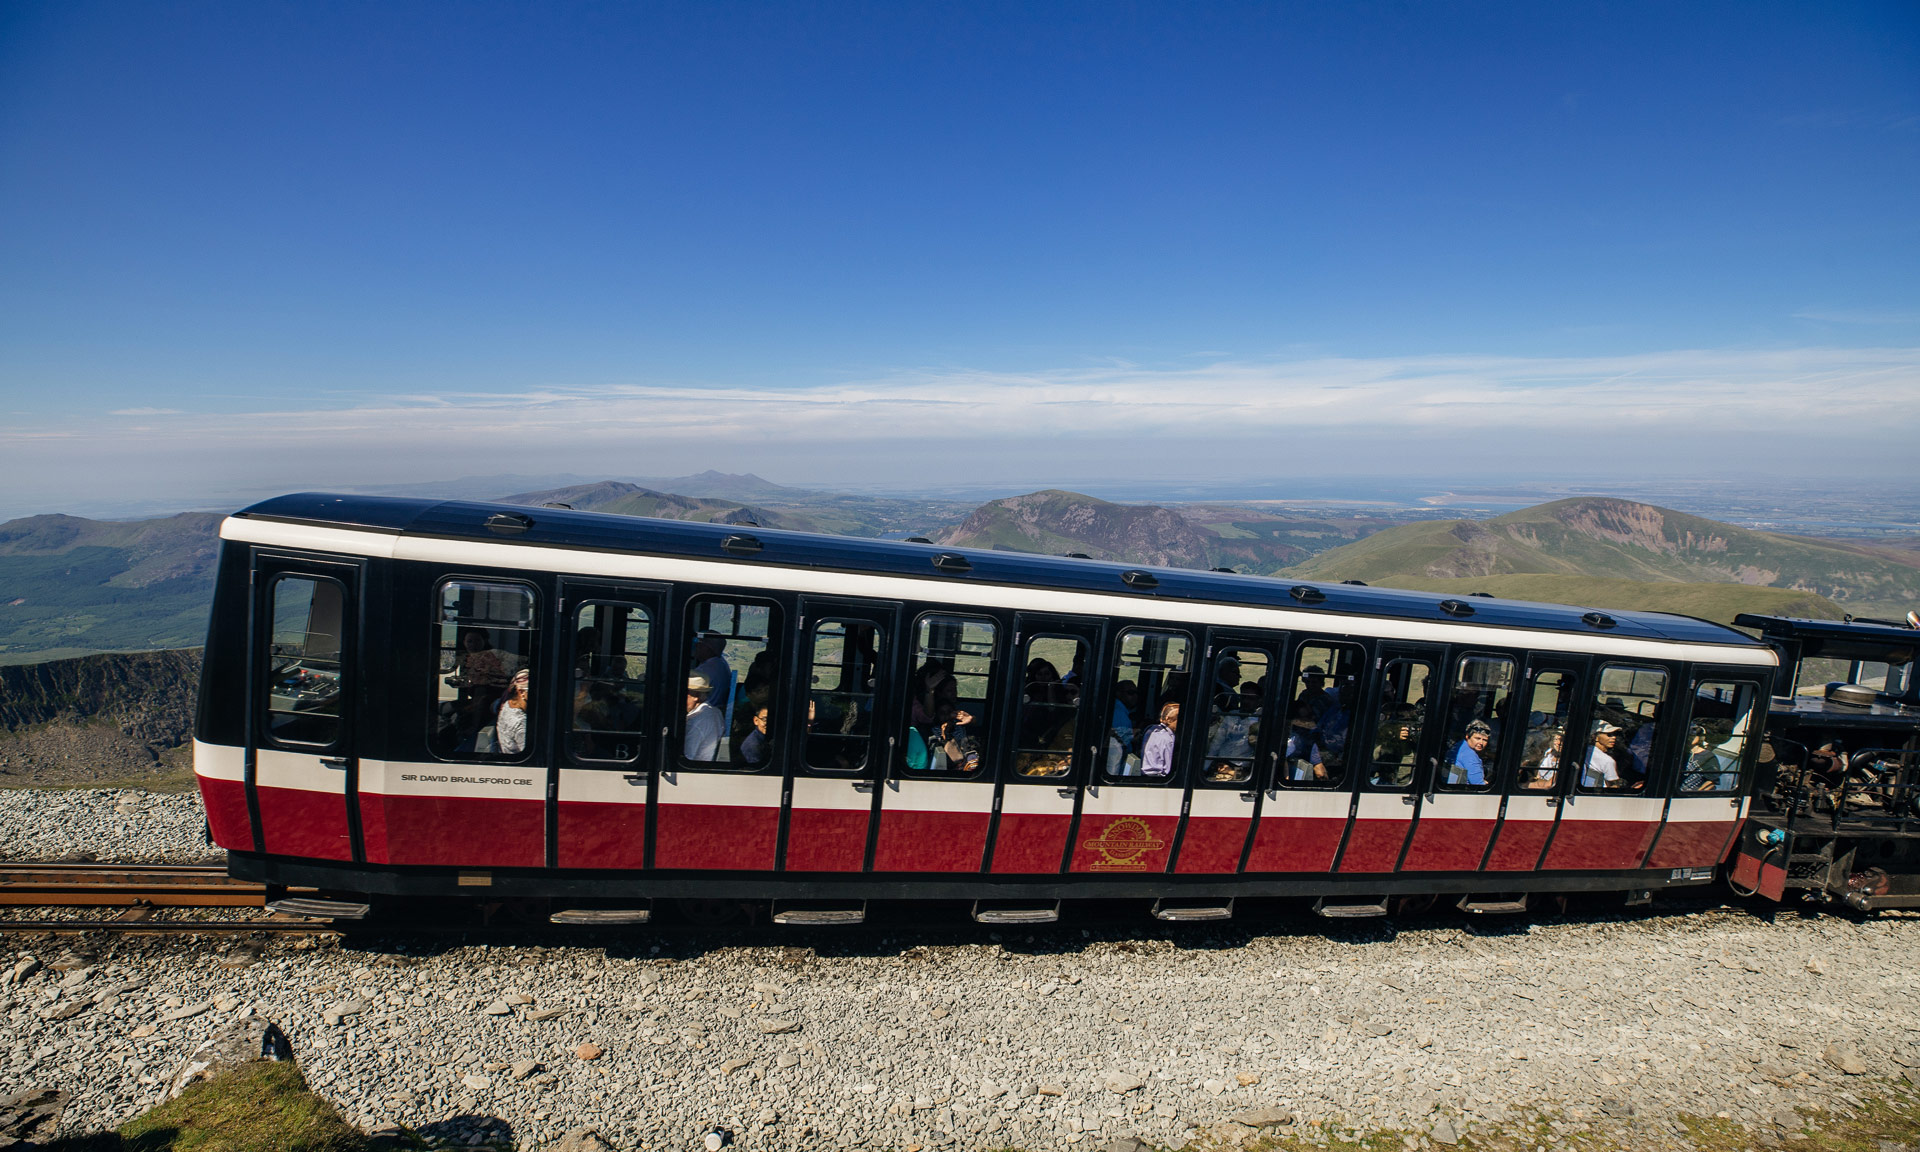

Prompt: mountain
[
  {"left": 1277, "top": 496, "right": 1920, "bottom": 622},
  {"left": 498, "top": 481, "right": 824, "bottom": 532},
  {"left": 0, "top": 649, "right": 201, "bottom": 788},
  {"left": 935, "top": 490, "right": 1218, "bottom": 568},
  {"left": 0, "top": 513, "right": 223, "bottom": 661}
]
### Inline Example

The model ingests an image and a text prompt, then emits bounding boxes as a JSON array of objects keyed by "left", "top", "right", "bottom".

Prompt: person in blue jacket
[{"left": 1447, "top": 719, "right": 1495, "bottom": 786}]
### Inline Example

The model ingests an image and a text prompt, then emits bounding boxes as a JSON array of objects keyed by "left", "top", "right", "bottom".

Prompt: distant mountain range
[{"left": 2, "top": 484, "right": 1913, "bottom": 662}]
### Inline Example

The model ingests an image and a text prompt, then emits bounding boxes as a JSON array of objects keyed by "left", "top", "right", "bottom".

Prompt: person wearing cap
[
  {"left": 684, "top": 674, "right": 724, "bottom": 761},
  {"left": 691, "top": 633, "right": 736, "bottom": 729},
  {"left": 1582, "top": 721, "right": 1622, "bottom": 788},
  {"left": 1446, "top": 719, "right": 1494, "bottom": 786}
]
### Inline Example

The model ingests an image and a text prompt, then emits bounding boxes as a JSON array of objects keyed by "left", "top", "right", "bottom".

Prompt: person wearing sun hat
[
  {"left": 1582, "top": 721, "right": 1623, "bottom": 789},
  {"left": 684, "top": 674, "right": 724, "bottom": 761}
]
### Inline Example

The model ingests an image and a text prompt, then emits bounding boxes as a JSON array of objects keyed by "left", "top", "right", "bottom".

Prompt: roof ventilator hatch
[
  {"left": 1439, "top": 599, "right": 1476, "bottom": 618},
  {"left": 484, "top": 512, "right": 533, "bottom": 535},
  {"left": 1582, "top": 612, "right": 1618, "bottom": 629},
  {"left": 933, "top": 553, "right": 973, "bottom": 575},
  {"left": 1289, "top": 585, "right": 1326, "bottom": 605},
  {"left": 1121, "top": 570, "right": 1160, "bottom": 590},
  {"left": 720, "top": 534, "right": 763, "bottom": 557}
]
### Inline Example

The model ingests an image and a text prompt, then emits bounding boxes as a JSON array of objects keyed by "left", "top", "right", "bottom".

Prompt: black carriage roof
[
  {"left": 237, "top": 492, "right": 1766, "bottom": 650},
  {"left": 1734, "top": 614, "right": 1920, "bottom": 649}
]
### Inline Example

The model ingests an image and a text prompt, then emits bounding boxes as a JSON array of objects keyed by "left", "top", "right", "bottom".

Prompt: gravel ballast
[
  {"left": 0, "top": 787, "right": 214, "bottom": 862},
  {"left": 1, "top": 789, "right": 1916, "bottom": 1150}
]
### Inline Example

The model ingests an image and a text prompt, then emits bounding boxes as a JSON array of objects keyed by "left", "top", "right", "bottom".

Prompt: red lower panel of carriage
[
  {"left": 258, "top": 786, "right": 354, "bottom": 861},
  {"left": 1243, "top": 817, "right": 1346, "bottom": 873},
  {"left": 1174, "top": 816, "right": 1253, "bottom": 874},
  {"left": 359, "top": 795, "right": 544, "bottom": 867},
  {"left": 1068, "top": 813, "right": 1178, "bottom": 873},
  {"left": 1540, "top": 820, "right": 1657, "bottom": 870},
  {"left": 556, "top": 803, "right": 648, "bottom": 870},
  {"left": 784, "top": 808, "right": 870, "bottom": 872},
  {"left": 1644, "top": 821, "right": 1738, "bottom": 870},
  {"left": 1337, "top": 819, "right": 1413, "bottom": 872},
  {"left": 653, "top": 804, "right": 780, "bottom": 871},
  {"left": 1398, "top": 819, "right": 1498, "bottom": 872},
  {"left": 1482, "top": 820, "right": 1555, "bottom": 871},
  {"left": 871, "top": 811, "right": 990, "bottom": 873},
  {"left": 989, "top": 813, "right": 1071, "bottom": 874},
  {"left": 198, "top": 777, "right": 252, "bottom": 852}
]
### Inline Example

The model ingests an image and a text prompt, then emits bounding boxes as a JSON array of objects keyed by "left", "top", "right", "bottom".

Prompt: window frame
[
  {"left": 1576, "top": 661, "right": 1671, "bottom": 794},
  {"left": 800, "top": 615, "right": 887, "bottom": 776},
  {"left": 1009, "top": 630, "right": 1093, "bottom": 783},
  {"left": 259, "top": 571, "right": 350, "bottom": 752},
  {"left": 1434, "top": 649, "right": 1519, "bottom": 795},
  {"left": 1363, "top": 653, "right": 1435, "bottom": 792},
  {"left": 427, "top": 576, "right": 540, "bottom": 766},
  {"left": 1097, "top": 626, "right": 1197, "bottom": 787},
  {"left": 1678, "top": 677, "right": 1763, "bottom": 796},
  {"left": 898, "top": 611, "right": 1001, "bottom": 781},
  {"left": 565, "top": 598, "right": 656, "bottom": 770},
  {"left": 1280, "top": 638, "right": 1367, "bottom": 791},
  {"left": 1194, "top": 642, "right": 1279, "bottom": 791},
  {"left": 676, "top": 592, "right": 784, "bottom": 774}
]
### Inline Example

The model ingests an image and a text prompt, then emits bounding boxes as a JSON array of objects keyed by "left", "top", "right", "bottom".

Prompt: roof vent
[
  {"left": 1340, "top": 579, "right": 1368, "bottom": 586},
  {"left": 1581, "top": 611, "right": 1618, "bottom": 629},
  {"left": 933, "top": 553, "right": 973, "bottom": 575},
  {"left": 1065, "top": 552, "right": 1092, "bottom": 559},
  {"left": 1121, "top": 570, "right": 1160, "bottom": 591},
  {"left": 1469, "top": 591, "right": 1495, "bottom": 598},
  {"left": 1439, "top": 599, "right": 1476, "bottom": 618},
  {"left": 1211, "top": 566, "right": 1236, "bottom": 574},
  {"left": 904, "top": 536, "right": 933, "bottom": 544},
  {"left": 485, "top": 512, "right": 533, "bottom": 535},
  {"left": 1289, "top": 585, "right": 1326, "bottom": 605},
  {"left": 720, "top": 534, "right": 763, "bottom": 557},
  {"left": 540, "top": 502, "right": 574, "bottom": 510}
]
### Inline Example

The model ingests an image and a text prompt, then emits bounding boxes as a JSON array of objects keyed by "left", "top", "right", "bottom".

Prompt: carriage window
[
  {"left": 1582, "top": 664, "right": 1667, "bottom": 792},
  {"left": 1439, "top": 654, "right": 1515, "bottom": 792},
  {"left": 1366, "top": 659, "right": 1431, "bottom": 788},
  {"left": 568, "top": 602, "right": 650, "bottom": 765},
  {"left": 1203, "top": 648, "right": 1270, "bottom": 785},
  {"left": 804, "top": 620, "right": 883, "bottom": 773},
  {"left": 1518, "top": 671, "right": 1573, "bottom": 792},
  {"left": 1103, "top": 629, "right": 1192, "bottom": 781},
  {"left": 1014, "top": 635, "right": 1085, "bottom": 778},
  {"left": 264, "top": 575, "right": 345, "bottom": 747},
  {"left": 904, "top": 615, "right": 997, "bottom": 777},
  {"left": 431, "top": 581, "right": 537, "bottom": 760},
  {"left": 1283, "top": 642, "right": 1364, "bottom": 787},
  {"left": 683, "top": 598, "right": 780, "bottom": 768},
  {"left": 1682, "top": 680, "right": 1758, "bottom": 794}
]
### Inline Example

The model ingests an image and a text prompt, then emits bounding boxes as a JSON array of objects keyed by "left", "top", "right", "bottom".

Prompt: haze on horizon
[{"left": 1, "top": 2, "right": 1916, "bottom": 520}]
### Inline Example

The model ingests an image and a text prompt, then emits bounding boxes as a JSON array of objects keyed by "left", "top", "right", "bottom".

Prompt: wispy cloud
[
  {"left": 1792, "top": 309, "right": 1920, "bottom": 326},
  {"left": 6, "top": 345, "right": 1917, "bottom": 513},
  {"left": 108, "top": 406, "right": 184, "bottom": 416}
]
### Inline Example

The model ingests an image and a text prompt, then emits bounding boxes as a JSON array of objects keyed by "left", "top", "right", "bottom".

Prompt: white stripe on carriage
[
  {"left": 790, "top": 776, "right": 874, "bottom": 812},
  {"left": 221, "top": 518, "right": 1775, "bottom": 667},
  {"left": 882, "top": 778, "right": 997, "bottom": 813},
  {"left": 193, "top": 740, "right": 245, "bottom": 782}
]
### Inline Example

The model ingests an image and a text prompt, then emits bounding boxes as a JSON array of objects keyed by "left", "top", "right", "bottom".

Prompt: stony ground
[
  {"left": 1, "top": 789, "right": 1916, "bottom": 1151},
  {"left": 0, "top": 786, "right": 214, "bottom": 862}
]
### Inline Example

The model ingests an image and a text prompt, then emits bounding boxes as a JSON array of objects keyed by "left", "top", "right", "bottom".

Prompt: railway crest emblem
[{"left": 1082, "top": 816, "right": 1164, "bottom": 871}]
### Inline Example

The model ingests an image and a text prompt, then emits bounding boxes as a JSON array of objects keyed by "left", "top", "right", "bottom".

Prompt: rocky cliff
[{"left": 0, "top": 649, "right": 201, "bottom": 788}]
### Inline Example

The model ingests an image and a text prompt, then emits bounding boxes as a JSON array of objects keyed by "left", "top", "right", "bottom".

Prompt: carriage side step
[
  {"left": 771, "top": 901, "right": 867, "bottom": 926},
  {"left": 1313, "top": 897, "right": 1389, "bottom": 919},
  {"left": 1457, "top": 894, "right": 1530, "bottom": 915},
  {"left": 971, "top": 900, "right": 1060, "bottom": 924},
  {"left": 1151, "top": 898, "right": 1234, "bottom": 922},
  {"left": 267, "top": 897, "right": 370, "bottom": 921},
  {"left": 550, "top": 907, "right": 652, "bottom": 925}
]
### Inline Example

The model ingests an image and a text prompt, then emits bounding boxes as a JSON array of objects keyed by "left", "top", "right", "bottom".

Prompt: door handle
[
  {"left": 1546, "top": 795, "right": 1562, "bottom": 808},
  {"left": 1239, "top": 791, "right": 1257, "bottom": 802},
  {"left": 1401, "top": 794, "right": 1417, "bottom": 806},
  {"left": 853, "top": 780, "right": 876, "bottom": 794},
  {"left": 321, "top": 757, "right": 349, "bottom": 771},
  {"left": 622, "top": 773, "right": 648, "bottom": 786},
  {"left": 1056, "top": 787, "right": 1077, "bottom": 799}
]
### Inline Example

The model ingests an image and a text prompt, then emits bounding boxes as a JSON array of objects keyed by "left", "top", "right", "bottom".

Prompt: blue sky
[{"left": 1, "top": 2, "right": 1916, "bottom": 515}]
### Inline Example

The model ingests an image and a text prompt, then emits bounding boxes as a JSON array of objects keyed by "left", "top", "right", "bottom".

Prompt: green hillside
[
  {"left": 0, "top": 514, "right": 222, "bottom": 660},
  {"left": 936, "top": 490, "right": 1217, "bottom": 568},
  {"left": 1282, "top": 497, "right": 1909, "bottom": 623}
]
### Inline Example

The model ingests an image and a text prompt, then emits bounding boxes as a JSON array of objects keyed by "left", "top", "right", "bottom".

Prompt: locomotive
[{"left": 191, "top": 493, "right": 1918, "bottom": 924}]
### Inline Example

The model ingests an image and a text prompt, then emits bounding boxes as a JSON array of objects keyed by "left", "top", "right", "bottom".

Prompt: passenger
[
  {"left": 938, "top": 708, "right": 981, "bottom": 773},
  {"left": 1523, "top": 730, "right": 1563, "bottom": 790},
  {"left": 1212, "top": 657, "right": 1241, "bottom": 709},
  {"left": 1141, "top": 702, "right": 1180, "bottom": 778},
  {"left": 739, "top": 705, "right": 772, "bottom": 766},
  {"left": 1296, "top": 667, "right": 1331, "bottom": 719},
  {"left": 1681, "top": 725, "right": 1736, "bottom": 791},
  {"left": 692, "top": 634, "right": 735, "bottom": 720},
  {"left": 1107, "top": 679, "right": 1143, "bottom": 775},
  {"left": 495, "top": 668, "right": 531, "bottom": 755},
  {"left": 683, "top": 675, "right": 724, "bottom": 761},
  {"left": 1446, "top": 720, "right": 1494, "bottom": 786},
  {"left": 1285, "top": 703, "right": 1325, "bottom": 782},
  {"left": 1206, "top": 759, "right": 1243, "bottom": 783},
  {"left": 1581, "top": 721, "right": 1623, "bottom": 789}
]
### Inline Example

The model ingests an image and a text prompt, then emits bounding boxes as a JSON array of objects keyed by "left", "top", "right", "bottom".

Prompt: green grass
[
  {"left": 1373, "top": 573, "right": 1842, "bottom": 625},
  {"left": 47, "top": 1062, "right": 373, "bottom": 1152}
]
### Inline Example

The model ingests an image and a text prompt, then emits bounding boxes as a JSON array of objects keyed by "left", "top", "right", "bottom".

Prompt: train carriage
[{"left": 195, "top": 493, "right": 1783, "bottom": 923}]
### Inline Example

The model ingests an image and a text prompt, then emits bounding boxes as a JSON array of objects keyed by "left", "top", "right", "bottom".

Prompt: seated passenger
[
  {"left": 1446, "top": 720, "right": 1494, "bottom": 786},
  {"left": 739, "top": 705, "right": 772, "bottom": 766},
  {"left": 684, "top": 675, "right": 724, "bottom": 761},
  {"left": 1581, "top": 721, "right": 1623, "bottom": 789},
  {"left": 496, "top": 668, "right": 531, "bottom": 756},
  {"left": 1107, "top": 679, "right": 1143, "bottom": 775},
  {"left": 938, "top": 708, "right": 981, "bottom": 773},
  {"left": 1522, "top": 730, "right": 1563, "bottom": 790},
  {"left": 1285, "top": 703, "right": 1326, "bottom": 782},
  {"left": 1206, "top": 758, "right": 1247, "bottom": 783},
  {"left": 1141, "top": 702, "right": 1180, "bottom": 778},
  {"left": 1681, "top": 725, "right": 1737, "bottom": 791}
]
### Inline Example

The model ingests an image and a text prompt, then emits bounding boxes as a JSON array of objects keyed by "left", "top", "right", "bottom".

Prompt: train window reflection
[
  {"left": 431, "top": 580, "right": 537, "bottom": 760},
  {"left": 683, "top": 598, "right": 780, "bottom": 769},
  {"left": 1683, "top": 680, "right": 1757, "bottom": 794},
  {"left": 1284, "top": 642, "right": 1363, "bottom": 787},
  {"left": 804, "top": 620, "right": 883, "bottom": 773},
  {"left": 1014, "top": 636, "right": 1085, "bottom": 778},
  {"left": 905, "top": 616, "right": 996, "bottom": 777},
  {"left": 1203, "top": 648, "right": 1270, "bottom": 785},
  {"left": 1104, "top": 629, "right": 1192, "bottom": 781},
  {"left": 1367, "top": 658, "right": 1431, "bottom": 788},
  {"left": 1582, "top": 664, "right": 1667, "bottom": 793},
  {"left": 1519, "top": 671, "right": 1572, "bottom": 791},
  {"left": 1439, "top": 654, "right": 1514, "bottom": 792},
  {"left": 568, "top": 602, "right": 650, "bottom": 766},
  {"left": 264, "top": 575, "right": 345, "bottom": 747}
]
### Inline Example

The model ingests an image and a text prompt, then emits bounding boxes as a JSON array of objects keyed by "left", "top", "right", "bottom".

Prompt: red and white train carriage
[{"left": 194, "top": 494, "right": 1776, "bottom": 923}]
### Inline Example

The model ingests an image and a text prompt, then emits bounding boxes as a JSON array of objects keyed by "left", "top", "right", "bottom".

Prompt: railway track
[{"left": 0, "top": 861, "right": 338, "bottom": 935}]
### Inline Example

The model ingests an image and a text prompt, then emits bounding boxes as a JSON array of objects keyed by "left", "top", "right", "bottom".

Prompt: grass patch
[{"left": 46, "top": 1062, "right": 373, "bottom": 1152}]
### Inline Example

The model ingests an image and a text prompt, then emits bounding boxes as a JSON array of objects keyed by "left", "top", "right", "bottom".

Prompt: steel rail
[{"left": 0, "top": 862, "right": 266, "bottom": 908}]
